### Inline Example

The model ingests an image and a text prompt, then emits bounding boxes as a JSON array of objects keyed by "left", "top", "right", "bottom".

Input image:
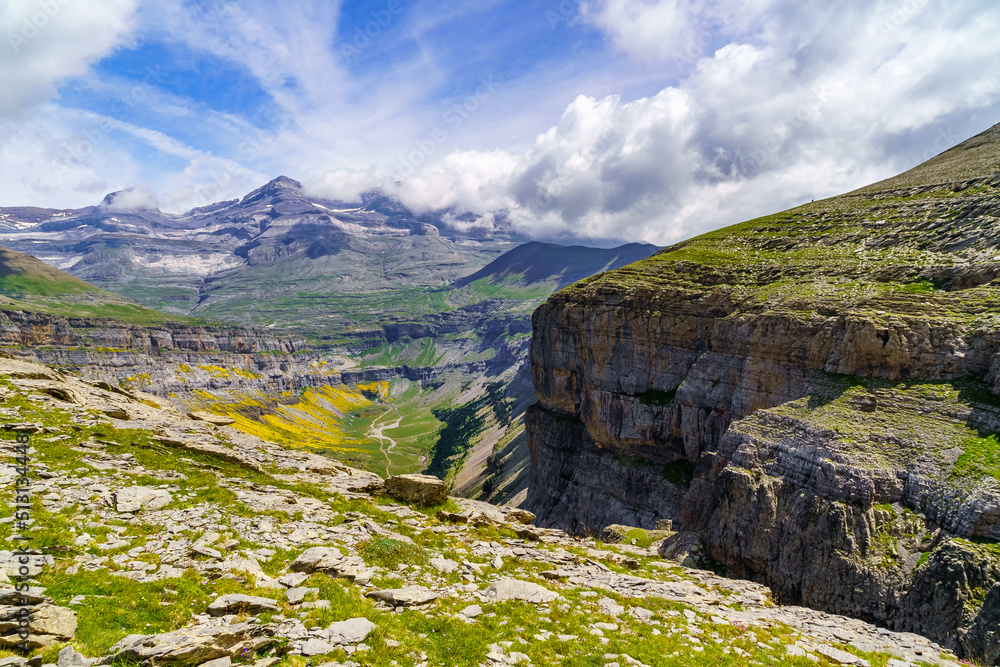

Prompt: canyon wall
[{"left": 524, "top": 125, "right": 1000, "bottom": 662}]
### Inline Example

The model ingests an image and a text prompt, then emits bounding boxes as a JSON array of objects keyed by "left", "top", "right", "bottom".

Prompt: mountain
[
  {"left": 525, "top": 121, "right": 1000, "bottom": 661},
  {"left": 0, "top": 177, "right": 516, "bottom": 326},
  {"left": 455, "top": 241, "right": 659, "bottom": 291}
]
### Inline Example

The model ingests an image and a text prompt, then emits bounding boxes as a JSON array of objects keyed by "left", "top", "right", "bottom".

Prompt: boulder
[
  {"left": 505, "top": 509, "right": 536, "bottom": 525},
  {"left": 287, "top": 548, "right": 371, "bottom": 584},
  {"left": 484, "top": 578, "right": 559, "bottom": 604},
  {"left": 429, "top": 557, "right": 458, "bottom": 574},
  {"left": 277, "top": 572, "right": 309, "bottom": 588},
  {"left": 114, "top": 486, "right": 172, "bottom": 513},
  {"left": 288, "top": 547, "right": 344, "bottom": 574},
  {"left": 600, "top": 524, "right": 630, "bottom": 544},
  {"left": 284, "top": 587, "right": 317, "bottom": 605},
  {"left": 299, "top": 638, "right": 335, "bottom": 656},
  {"left": 384, "top": 474, "right": 447, "bottom": 505},
  {"left": 100, "top": 622, "right": 274, "bottom": 667},
  {"left": 196, "top": 658, "right": 230, "bottom": 667},
  {"left": 0, "top": 594, "right": 77, "bottom": 649},
  {"left": 326, "top": 618, "right": 376, "bottom": 645},
  {"left": 365, "top": 586, "right": 438, "bottom": 607},
  {"left": 206, "top": 594, "right": 278, "bottom": 617},
  {"left": 187, "top": 411, "right": 236, "bottom": 427},
  {"left": 57, "top": 647, "right": 95, "bottom": 667}
]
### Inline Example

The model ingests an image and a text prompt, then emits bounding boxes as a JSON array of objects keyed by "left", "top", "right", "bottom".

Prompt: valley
[{"left": 0, "top": 184, "right": 658, "bottom": 503}]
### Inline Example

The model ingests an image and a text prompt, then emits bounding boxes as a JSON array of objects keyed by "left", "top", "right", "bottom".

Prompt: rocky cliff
[{"left": 525, "top": 122, "right": 1000, "bottom": 662}]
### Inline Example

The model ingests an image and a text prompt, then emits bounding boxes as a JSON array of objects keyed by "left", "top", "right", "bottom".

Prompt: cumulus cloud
[
  {"left": 101, "top": 184, "right": 160, "bottom": 211},
  {"left": 310, "top": 0, "right": 1000, "bottom": 244}
]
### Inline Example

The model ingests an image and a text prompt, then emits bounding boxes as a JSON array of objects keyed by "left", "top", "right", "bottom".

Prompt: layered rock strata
[{"left": 525, "top": 123, "right": 1000, "bottom": 661}]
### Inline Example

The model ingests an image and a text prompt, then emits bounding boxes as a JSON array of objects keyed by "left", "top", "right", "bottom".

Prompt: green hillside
[
  {"left": 0, "top": 245, "right": 199, "bottom": 324},
  {"left": 572, "top": 121, "right": 1000, "bottom": 324}
]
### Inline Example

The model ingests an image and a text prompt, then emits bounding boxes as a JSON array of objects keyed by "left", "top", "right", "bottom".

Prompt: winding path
[{"left": 367, "top": 405, "right": 403, "bottom": 476}]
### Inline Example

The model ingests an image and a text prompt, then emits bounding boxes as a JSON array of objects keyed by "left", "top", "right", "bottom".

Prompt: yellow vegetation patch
[
  {"left": 197, "top": 364, "right": 261, "bottom": 379},
  {"left": 191, "top": 382, "right": 390, "bottom": 454}
]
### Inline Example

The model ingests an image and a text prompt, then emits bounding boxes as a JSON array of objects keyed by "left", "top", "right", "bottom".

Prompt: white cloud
[
  {"left": 307, "top": 0, "right": 1000, "bottom": 245},
  {"left": 101, "top": 184, "right": 159, "bottom": 210},
  {"left": 0, "top": 0, "right": 140, "bottom": 119}
]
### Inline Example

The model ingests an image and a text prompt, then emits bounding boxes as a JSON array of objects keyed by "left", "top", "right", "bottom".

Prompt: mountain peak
[
  {"left": 99, "top": 187, "right": 160, "bottom": 212},
  {"left": 266, "top": 175, "right": 303, "bottom": 191}
]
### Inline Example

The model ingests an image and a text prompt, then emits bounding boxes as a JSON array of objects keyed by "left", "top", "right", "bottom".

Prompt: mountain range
[{"left": 0, "top": 181, "right": 659, "bottom": 503}]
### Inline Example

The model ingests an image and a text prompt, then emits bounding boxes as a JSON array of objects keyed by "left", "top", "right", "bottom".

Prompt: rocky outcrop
[
  {"left": 524, "top": 124, "right": 1000, "bottom": 660},
  {"left": 0, "top": 588, "right": 76, "bottom": 649},
  {"left": 384, "top": 473, "right": 448, "bottom": 505}
]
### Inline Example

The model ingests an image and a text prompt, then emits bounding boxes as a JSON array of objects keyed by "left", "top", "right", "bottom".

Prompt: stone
[
  {"left": 100, "top": 622, "right": 273, "bottom": 667},
  {"left": 505, "top": 509, "right": 536, "bottom": 525},
  {"left": 484, "top": 579, "right": 559, "bottom": 604},
  {"left": 196, "top": 658, "right": 231, "bottom": 667},
  {"left": 383, "top": 474, "right": 448, "bottom": 505},
  {"left": 812, "top": 645, "right": 871, "bottom": 666},
  {"left": 113, "top": 486, "right": 172, "bottom": 513},
  {"left": 599, "top": 525, "right": 629, "bottom": 544},
  {"left": 654, "top": 519, "right": 673, "bottom": 531},
  {"left": 429, "top": 557, "right": 458, "bottom": 574},
  {"left": 285, "top": 587, "right": 317, "bottom": 605},
  {"left": 277, "top": 572, "right": 309, "bottom": 588},
  {"left": 0, "top": 595, "right": 77, "bottom": 649},
  {"left": 206, "top": 594, "right": 279, "bottom": 617},
  {"left": 598, "top": 597, "right": 624, "bottom": 617},
  {"left": 187, "top": 411, "right": 236, "bottom": 426},
  {"left": 460, "top": 605, "right": 483, "bottom": 619},
  {"left": 288, "top": 547, "right": 343, "bottom": 574},
  {"left": 365, "top": 586, "right": 438, "bottom": 607},
  {"left": 326, "top": 618, "right": 376, "bottom": 645},
  {"left": 299, "top": 638, "right": 336, "bottom": 656},
  {"left": 56, "top": 648, "right": 93, "bottom": 667}
]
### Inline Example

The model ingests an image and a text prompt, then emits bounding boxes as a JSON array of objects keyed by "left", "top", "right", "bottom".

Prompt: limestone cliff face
[
  {"left": 525, "top": 123, "right": 1000, "bottom": 662},
  {"left": 0, "top": 309, "right": 485, "bottom": 398}
]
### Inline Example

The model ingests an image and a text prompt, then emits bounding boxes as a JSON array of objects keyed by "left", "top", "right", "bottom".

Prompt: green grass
[
  {"left": 358, "top": 537, "right": 429, "bottom": 569},
  {"left": 953, "top": 434, "right": 1000, "bottom": 482}
]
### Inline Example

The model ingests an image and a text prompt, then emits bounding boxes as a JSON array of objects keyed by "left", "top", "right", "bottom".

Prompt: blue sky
[{"left": 2, "top": 0, "right": 1000, "bottom": 244}]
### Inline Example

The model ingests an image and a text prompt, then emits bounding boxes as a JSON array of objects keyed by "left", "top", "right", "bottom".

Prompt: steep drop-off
[{"left": 526, "top": 122, "right": 1000, "bottom": 661}]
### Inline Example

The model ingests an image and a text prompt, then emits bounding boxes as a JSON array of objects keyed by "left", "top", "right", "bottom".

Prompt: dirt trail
[{"left": 367, "top": 405, "right": 403, "bottom": 476}]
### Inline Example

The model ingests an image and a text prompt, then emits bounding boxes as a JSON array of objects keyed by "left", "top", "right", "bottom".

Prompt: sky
[{"left": 1, "top": 0, "right": 999, "bottom": 245}]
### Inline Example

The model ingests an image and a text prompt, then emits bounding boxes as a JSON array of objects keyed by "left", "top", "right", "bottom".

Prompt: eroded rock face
[
  {"left": 100, "top": 622, "right": 274, "bottom": 667},
  {"left": 524, "top": 125, "right": 1000, "bottom": 659}
]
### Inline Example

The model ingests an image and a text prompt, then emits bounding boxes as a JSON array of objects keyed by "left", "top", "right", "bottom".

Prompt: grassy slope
[
  {"left": 0, "top": 245, "right": 199, "bottom": 325},
  {"left": 565, "top": 122, "right": 1000, "bottom": 324}
]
